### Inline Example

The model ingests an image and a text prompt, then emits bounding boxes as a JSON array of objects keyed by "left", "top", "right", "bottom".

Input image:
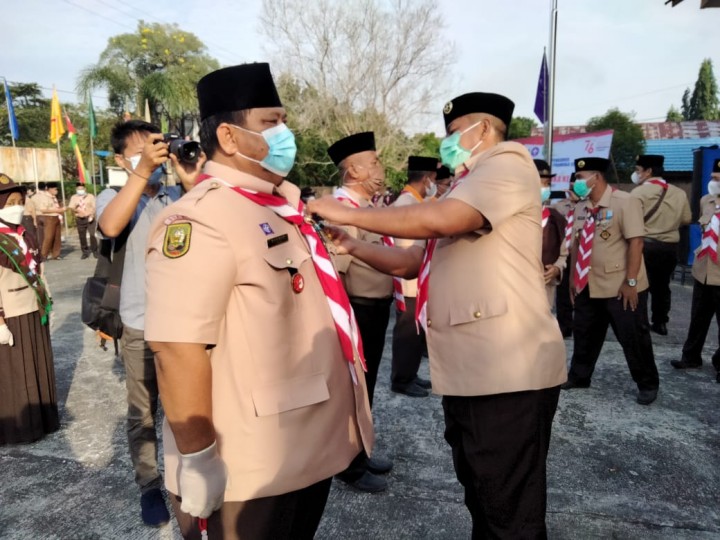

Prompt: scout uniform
[
  {"left": 433, "top": 93, "right": 566, "bottom": 538},
  {"left": 328, "top": 132, "right": 394, "bottom": 407},
  {"left": 68, "top": 183, "right": 98, "bottom": 259},
  {"left": 389, "top": 156, "right": 435, "bottom": 397},
  {"left": 144, "top": 64, "right": 374, "bottom": 537},
  {"left": 674, "top": 158, "right": 720, "bottom": 381},
  {"left": 534, "top": 159, "right": 568, "bottom": 309},
  {"left": 565, "top": 157, "right": 659, "bottom": 398},
  {"left": 630, "top": 154, "right": 691, "bottom": 334},
  {"left": 35, "top": 183, "right": 62, "bottom": 260},
  {"left": 553, "top": 193, "right": 577, "bottom": 336}
]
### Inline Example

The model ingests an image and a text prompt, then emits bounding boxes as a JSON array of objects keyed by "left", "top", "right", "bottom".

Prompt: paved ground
[{"left": 1, "top": 234, "right": 718, "bottom": 539}]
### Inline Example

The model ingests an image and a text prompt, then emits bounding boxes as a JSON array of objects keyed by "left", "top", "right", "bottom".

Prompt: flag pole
[
  {"left": 546, "top": 0, "right": 559, "bottom": 165},
  {"left": 89, "top": 137, "right": 96, "bottom": 192},
  {"left": 56, "top": 138, "right": 69, "bottom": 237}
]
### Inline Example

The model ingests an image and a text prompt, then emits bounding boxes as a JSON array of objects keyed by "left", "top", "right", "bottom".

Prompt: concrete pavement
[{"left": 1, "top": 235, "right": 718, "bottom": 539}]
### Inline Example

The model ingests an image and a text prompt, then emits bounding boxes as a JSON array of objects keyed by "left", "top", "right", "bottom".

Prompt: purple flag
[{"left": 534, "top": 52, "right": 548, "bottom": 124}]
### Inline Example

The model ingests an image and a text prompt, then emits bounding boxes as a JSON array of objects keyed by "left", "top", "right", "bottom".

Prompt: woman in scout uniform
[{"left": 0, "top": 174, "right": 58, "bottom": 445}]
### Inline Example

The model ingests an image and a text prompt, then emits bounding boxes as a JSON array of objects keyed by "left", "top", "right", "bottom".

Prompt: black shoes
[
  {"left": 391, "top": 381, "right": 429, "bottom": 397},
  {"left": 336, "top": 469, "right": 387, "bottom": 493},
  {"left": 560, "top": 378, "right": 591, "bottom": 390},
  {"left": 414, "top": 377, "right": 432, "bottom": 389},
  {"left": 637, "top": 389, "right": 658, "bottom": 405},
  {"left": 670, "top": 359, "right": 702, "bottom": 369},
  {"left": 81, "top": 253, "right": 90, "bottom": 259},
  {"left": 651, "top": 322, "right": 668, "bottom": 336},
  {"left": 366, "top": 456, "right": 393, "bottom": 475},
  {"left": 140, "top": 488, "right": 170, "bottom": 527}
]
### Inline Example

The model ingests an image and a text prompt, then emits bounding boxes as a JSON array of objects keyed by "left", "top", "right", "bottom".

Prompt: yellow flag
[
  {"left": 50, "top": 87, "right": 65, "bottom": 144},
  {"left": 144, "top": 99, "right": 151, "bottom": 123}
]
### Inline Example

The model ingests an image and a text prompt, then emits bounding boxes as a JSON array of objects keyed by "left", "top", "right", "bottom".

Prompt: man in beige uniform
[
  {"left": 35, "top": 182, "right": 65, "bottom": 260},
  {"left": 68, "top": 182, "right": 98, "bottom": 259},
  {"left": 145, "top": 63, "right": 374, "bottom": 539},
  {"left": 389, "top": 155, "right": 437, "bottom": 398},
  {"left": 562, "top": 157, "right": 659, "bottom": 405},
  {"left": 630, "top": 154, "right": 691, "bottom": 335},
  {"left": 673, "top": 158, "right": 720, "bottom": 382},
  {"left": 310, "top": 92, "right": 567, "bottom": 538}
]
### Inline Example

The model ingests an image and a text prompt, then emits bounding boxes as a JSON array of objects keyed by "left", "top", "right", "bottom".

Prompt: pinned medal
[
  {"left": 291, "top": 272, "right": 305, "bottom": 293},
  {"left": 600, "top": 230, "right": 611, "bottom": 240}
]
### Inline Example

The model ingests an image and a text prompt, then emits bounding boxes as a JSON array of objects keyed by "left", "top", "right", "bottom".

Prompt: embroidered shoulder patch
[{"left": 163, "top": 223, "right": 192, "bottom": 258}]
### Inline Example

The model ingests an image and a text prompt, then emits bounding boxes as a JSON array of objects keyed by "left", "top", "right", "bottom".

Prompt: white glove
[
  {"left": 0, "top": 324, "right": 13, "bottom": 346},
  {"left": 178, "top": 441, "right": 227, "bottom": 518}
]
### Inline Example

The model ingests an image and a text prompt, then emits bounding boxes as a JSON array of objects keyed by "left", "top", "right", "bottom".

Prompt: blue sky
[{"left": 4, "top": 0, "right": 720, "bottom": 133}]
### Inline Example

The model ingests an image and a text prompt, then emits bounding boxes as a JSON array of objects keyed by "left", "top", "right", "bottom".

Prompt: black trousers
[
  {"left": 569, "top": 289, "right": 658, "bottom": 391},
  {"left": 391, "top": 296, "right": 426, "bottom": 385},
  {"left": 555, "top": 267, "right": 573, "bottom": 335},
  {"left": 171, "top": 477, "right": 332, "bottom": 540},
  {"left": 76, "top": 216, "right": 98, "bottom": 255},
  {"left": 350, "top": 297, "right": 392, "bottom": 408},
  {"left": 443, "top": 386, "right": 560, "bottom": 540},
  {"left": 681, "top": 279, "right": 720, "bottom": 371},
  {"left": 644, "top": 239, "right": 678, "bottom": 325}
]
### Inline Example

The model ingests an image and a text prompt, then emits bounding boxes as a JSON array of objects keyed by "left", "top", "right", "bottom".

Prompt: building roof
[
  {"left": 644, "top": 138, "right": 720, "bottom": 171},
  {"left": 531, "top": 121, "right": 720, "bottom": 140}
]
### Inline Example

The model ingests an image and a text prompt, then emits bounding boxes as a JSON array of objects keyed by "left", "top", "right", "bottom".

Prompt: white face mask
[
  {"left": 630, "top": 171, "right": 642, "bottom": 185},
  {"left": 77, "top": 189, "right": 86, "bottom": 196},
  {"left": 0, "top": 204, "right": 25, "bottom": 225},
  {"left": 708, "top": 181, "right": 720, "bottom": 196},
  {"left": 426, "top": 181, "right": 438, "bottom": 198},
  {"left": 129, "top": 155, "right": 141, "bottom": 170}
]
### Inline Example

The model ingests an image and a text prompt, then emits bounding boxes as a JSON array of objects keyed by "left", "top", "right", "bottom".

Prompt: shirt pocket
[
  {"left": 448, "top": 296, "right": 508, "bottom": 326},
  {"left": 262, "top": 243, "right": 311, "bottom": 272},
  {"left": 251, "top": 373, "right": 330, "bottom": 417},
  {"left": 604, "top": 260, "right": 626, "bottom": 274}
]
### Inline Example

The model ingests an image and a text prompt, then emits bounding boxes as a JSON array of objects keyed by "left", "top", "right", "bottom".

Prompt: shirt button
[
  {"left": 210, "top": 182, "right": 219, "bottom": 188},
  {"left": 427, "top": 320, "right": 432, "bottom": 327},
  {"left": 473, "top": 311, "right": 482, "bottom": 319},
  {"left": 286, "top": 258, "right": 293, "bottom": 265}
]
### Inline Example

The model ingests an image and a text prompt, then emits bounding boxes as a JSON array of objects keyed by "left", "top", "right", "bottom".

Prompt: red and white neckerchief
[
  {"left": 0, "top": 225, "right": 37, "bottom": 274},
  {"left": 564, "top": 206, "right": 574, "bottom": 250},
  {"left": 697, "top": 206, "right": 720, "bottom": 263},
  {"left": 541, "top": 207, "right": 550, "bottom": 229},
  {"left": 198, "top": 176, "right": 366, "bottom": 383},
  {"left": 646, "top": 178, "right": 668, "bottom": 191},
  {"left": 334, "top": 187, "right": 406, "bottom": 312},
  {"left": 415, "top": 170, "right": 469, "bottom": 333},
  {"left": 573, "top": 206, "right": 599, "bottom": 293}
]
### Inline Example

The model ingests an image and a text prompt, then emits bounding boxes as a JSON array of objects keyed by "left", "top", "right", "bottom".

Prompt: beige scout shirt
[
  {"left": 68, "top": 193, "right": 96, "bottom": 219},
  {"left": 692, "top": 194, "right": 720, "bottom": 286},
  {"left": 333, "top": 189, "right": 394, "bottom": 299},
  {"left": 426, "top": 141, "right": 567, "bottom": 397},
  {"left": 33, "top": 191, "right": 57, "bottom": 216},
  {"left": 571, "top": 185, "right": 649, "bottom": 298},
  {"left": 144, "top": 161, "right": 374, "bottom": 502},
  {"left": 0, "top": 265, "right": 41, "bottom": 318},
  {"left": 391, "top": 188, "right": 427, "bottom": 298},
  {"left": 631, "top": 178, "right": 691, "bottom": 242}
]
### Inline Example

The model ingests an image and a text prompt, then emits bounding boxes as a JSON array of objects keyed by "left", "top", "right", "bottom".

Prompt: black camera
[{"left": 162, "top": 133, "right": 201, "bottom": 164}]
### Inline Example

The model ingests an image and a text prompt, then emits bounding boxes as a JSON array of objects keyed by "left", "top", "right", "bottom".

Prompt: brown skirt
[{"left": 0, "top": 310, "right": 59, "bottom": 445}]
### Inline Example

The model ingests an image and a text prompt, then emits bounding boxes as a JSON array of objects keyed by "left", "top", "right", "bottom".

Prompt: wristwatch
[{"left": 626, "top": 278, "right": 637, "bottom": 287}]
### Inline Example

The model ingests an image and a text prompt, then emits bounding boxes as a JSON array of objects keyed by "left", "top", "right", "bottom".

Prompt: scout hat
[
  {"left": 575, "top": 157, "right": 610, "bottom": 174},
  {"left": 442, "top": 92, "right": 515, "bottom": 128},
  {"left": 197, "top": 63, "right": 282, "bottom": 121},
  {"left": 328, "top": 132, "right": 376, "bottom": 166},
  {"left": 407, "top": 156, "right": 438, "bottom": 173},
  {"left": 713, "top": 158, "right": 720, "bottom": 174},
  {"left": 0, "top": 174, "right": 26, "bottom": 207},
  {"left": 436, "top": 165, "right": 451, "bottom": 180},
  {"left": 534, "top": 159, "right": 555, "bottom": 178},
  {"left": 636, "top": 155, "right": 664, "bottom": 170}
]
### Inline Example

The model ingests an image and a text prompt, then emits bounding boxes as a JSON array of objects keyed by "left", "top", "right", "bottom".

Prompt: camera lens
[{"left": 168, "top": 139, "right": 200, "bottom": 164}]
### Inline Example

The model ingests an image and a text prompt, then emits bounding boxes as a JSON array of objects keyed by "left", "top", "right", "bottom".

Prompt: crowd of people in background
[{"left": 2, "top": 61, "right": 720, "bottom": 540}]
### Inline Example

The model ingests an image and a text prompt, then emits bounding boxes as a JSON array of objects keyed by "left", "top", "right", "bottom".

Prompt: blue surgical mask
[
  {"left": 540, "top": 186, "right": 551, "bottom": 203},
  {"left": 439, "top": 121, "right": 483, "bottom": 170},
  {"left": 573, "top": 176, "right": 594, "bottom": 199},
  {"left": 232, "top": 123, "right": 297, "bottom": 177}
]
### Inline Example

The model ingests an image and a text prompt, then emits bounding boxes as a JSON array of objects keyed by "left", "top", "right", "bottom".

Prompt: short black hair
[
  {"left": 110, "top": 120, "right": 161, "bottom": 155},
  {"left": 407, "top": 170, "right": 428, "bottom": 184},
  {"left": 644, "top": 164, "right": 665, "bottom": 177},
  {"left": 199, "top": 110, "right": 248, "bottom": 159}
]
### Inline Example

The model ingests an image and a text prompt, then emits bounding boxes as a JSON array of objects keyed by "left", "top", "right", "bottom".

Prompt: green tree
[
  {"left": 77, "top": 21, "right": 219, "bottom": 135},
  {"left": 586, "top": 108, "right": 645, "bottom": 183},
  {"left": 666, "top": 106, "right": 683, "bottom": 122},
  {"left": 0, "top": 82, "right": 53, "bottom": 147},
  {"left": 508, "top": 116, "right": 537, "bottom": 140},
  {"left": 681, "top": 88, "right": 692, "bottom": 120},
  {"left": 688, "top": 58, "right": 719, "bottom": 120}
]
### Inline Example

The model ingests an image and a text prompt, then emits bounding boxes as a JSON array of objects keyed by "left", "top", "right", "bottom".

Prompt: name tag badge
[{"left": 267, "top": 234, "right": 289, "bottom": 249}]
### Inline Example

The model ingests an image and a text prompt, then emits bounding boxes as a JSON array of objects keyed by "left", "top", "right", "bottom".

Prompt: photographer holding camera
[{"left": 96, "top": 120, "right": 205, "bottom": 527}]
